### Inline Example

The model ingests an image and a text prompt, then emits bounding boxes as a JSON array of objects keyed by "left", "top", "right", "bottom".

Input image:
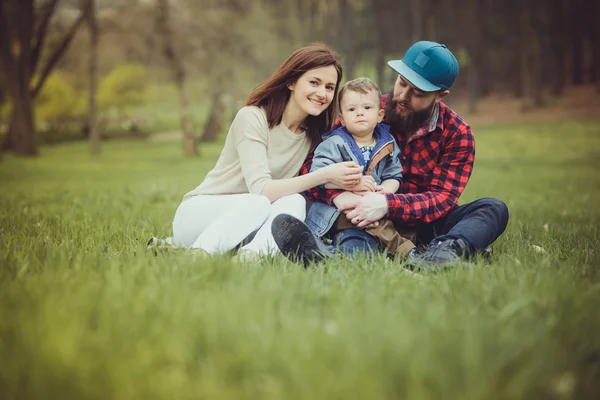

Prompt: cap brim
[{"left": 387, "top": 60, "right": 441, "bottom": 92}]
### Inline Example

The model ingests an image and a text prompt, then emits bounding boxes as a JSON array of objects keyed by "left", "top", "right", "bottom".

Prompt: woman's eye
[
  {"left": 326, "top": 86, "right": 334, "bottom": 91},
  {"left": 310, "top": 81, "right": 318, "bottom": 85}
]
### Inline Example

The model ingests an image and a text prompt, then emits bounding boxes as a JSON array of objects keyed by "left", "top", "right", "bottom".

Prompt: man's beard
[{"left": 384, "top": 89, "right": 436, "bottom": 137}]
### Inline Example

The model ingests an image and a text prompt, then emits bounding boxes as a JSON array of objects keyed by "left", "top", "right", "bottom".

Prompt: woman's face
[{"left": 288, "top": 65, "right": 338, "bottom": 116}]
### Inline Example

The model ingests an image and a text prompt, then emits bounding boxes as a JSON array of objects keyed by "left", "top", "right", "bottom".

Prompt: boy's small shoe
[{"left": 271, "top": 214, "right": 334, "bottom": 267}]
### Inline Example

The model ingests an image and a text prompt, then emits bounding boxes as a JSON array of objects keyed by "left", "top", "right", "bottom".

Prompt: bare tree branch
[
  {"left": 0, "top": 0, "right": 16, "bottom": 85},
  {"left": 31, "top": 4, "right": 87, "bottom": 98},
  {"left": 30, "top": 0, "right": 60, "bottom": 74}
]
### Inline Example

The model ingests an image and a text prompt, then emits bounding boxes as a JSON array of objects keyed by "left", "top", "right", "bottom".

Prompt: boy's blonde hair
[{"left": 338, "top": 77, "right": 382, "bottom": 110}]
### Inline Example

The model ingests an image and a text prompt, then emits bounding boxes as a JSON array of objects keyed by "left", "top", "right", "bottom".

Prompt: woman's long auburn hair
[{"left": 245, "top": 44, "right": 343, "bottom": 150}]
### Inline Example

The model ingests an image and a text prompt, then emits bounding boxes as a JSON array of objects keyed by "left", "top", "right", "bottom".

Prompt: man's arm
[{"left": 385, "top": 126, "right": 474, "bottom": 224}]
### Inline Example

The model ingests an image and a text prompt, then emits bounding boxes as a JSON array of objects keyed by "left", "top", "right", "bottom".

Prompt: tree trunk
[
  {"left": 156, "top": 0, "right": 197, "bottom": 157},
  {"left": 519, "top": 5, "right": 531, "bottom": 102},
  {"left": 409, "top": 0, "right": 423, "bottom": 42},
  {"left": 374, "top": 49, "right": 386, "bottom": 90},
  {"left": 588, "top": 0, "right": 600, "bottom": 87},
  {"left": 423, "top": 0, "right": 436, "bottom": 40},
  {"left": 338, "top": 0, "right": 355, "bottom": 80},
  {"left": 177, "top": 81, "right": 196, "bottom": 153},
  {"left": 518, "top": 1, "right": 544, "bottom": 107},
  {"left": 88, "top": 0, "right": 100, "bottom": 155},
  {"left": 569, "top": 0, "right": 584, "bottom": 85},
  {"left": 530, "top": 36, "right": 544, "bottom": 107},
  {"left": 372, "top": 0, "right": 389, "bottom": 89},
  {"left": 477, "top": 0, "right": 493, "bottom": 97},
  {"left": 466, "top": 0, "right": 484, "bottom": 113},
  {"left": 308, "top": 0, "right": 318, "bottom": 43},
  {"left": 0, "top": 0, "right": 37, "bottom": 155},
  {"left": 8, "top": 91, "right": 37, "bottom": 155},
  {"left": 467, "top": 65, "right": 479, "bottom": 114},
  {"left": 201, "top": 92, "right": 228, "bottom": 143},
  {"left": 548, "top": 0, "right": 567, "bottom": 96},
  {"left": 596, "top": 29, "right": 600, "bottom": 93}
]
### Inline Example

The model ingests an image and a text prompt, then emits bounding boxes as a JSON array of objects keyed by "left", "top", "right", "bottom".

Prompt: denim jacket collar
[{"left": 322, "top": 124, "right": 395, "bottom": 167}]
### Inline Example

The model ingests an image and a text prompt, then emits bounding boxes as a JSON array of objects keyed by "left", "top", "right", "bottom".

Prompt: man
[{"left": 271, "top": 41, "right": 509, "bottom": 269}]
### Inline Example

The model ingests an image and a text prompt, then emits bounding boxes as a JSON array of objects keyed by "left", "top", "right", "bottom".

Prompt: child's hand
[
  {"left": 351, "top": 175, "right": 375, "bottom": 194},
  {"left": 374, "top": 185, "right": 385, "bottom": 193}
]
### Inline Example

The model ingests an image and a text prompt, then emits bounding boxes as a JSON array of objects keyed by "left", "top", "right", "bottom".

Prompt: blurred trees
[
  {"left": 97, "top": 64, "right": 148, "bottom": 113},
  {"left": 0, "top": 0, "right": 596, "bottom": 157},
  {"left": 0, "top": 0, "right": 88, "bottom": 155},
  {"left": 35, "top": 72, "right": 85, "bottom": 123}
]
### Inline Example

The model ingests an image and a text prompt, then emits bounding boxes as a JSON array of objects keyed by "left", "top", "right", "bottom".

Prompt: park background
[{"left": 1, "top": 0, "right": 600, "bottom": 399}]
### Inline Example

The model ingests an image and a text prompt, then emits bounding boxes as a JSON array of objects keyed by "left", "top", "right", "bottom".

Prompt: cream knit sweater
[{"left": 183, "top": 106, "right": 311, "bottom": 199}]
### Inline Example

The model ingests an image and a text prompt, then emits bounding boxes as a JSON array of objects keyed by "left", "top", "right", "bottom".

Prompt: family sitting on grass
[{"left": 150, "top": 40, "right": 509, "bottom": 270}]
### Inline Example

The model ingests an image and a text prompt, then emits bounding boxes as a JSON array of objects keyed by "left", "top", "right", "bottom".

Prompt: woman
[{"left": 171, "top": 44, "right": 363, "bottom": 259}]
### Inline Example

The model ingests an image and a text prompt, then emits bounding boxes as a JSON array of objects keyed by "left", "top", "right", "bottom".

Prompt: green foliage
[
  {"left": 1, "top": 119, "right": 600, "bottom": 399},
  {"left": 35, "top": 72, "right": 86, "bottom": 122},
  {"left": 98, "top": 64, "right": 149, "bottom": 112}
]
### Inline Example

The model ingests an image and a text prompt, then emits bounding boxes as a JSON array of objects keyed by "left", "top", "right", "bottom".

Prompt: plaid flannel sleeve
[
  {"left": 384, "top": 125, "right": 475, "bottom": 224},
  {"left": 300, "top": 152, "right": 343, "bottom": 205}
]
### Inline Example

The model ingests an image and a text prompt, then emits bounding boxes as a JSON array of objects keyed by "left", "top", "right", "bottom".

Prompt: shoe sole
[{"left": 271, "top": 214, "right": 326, "bottom": 267}]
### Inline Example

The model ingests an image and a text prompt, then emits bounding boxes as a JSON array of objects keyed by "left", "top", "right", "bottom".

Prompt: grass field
[{"left": 1, "top": 118, "right": 600, "bottom": 399}]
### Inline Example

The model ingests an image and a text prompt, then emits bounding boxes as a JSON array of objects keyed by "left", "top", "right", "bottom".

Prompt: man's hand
[
  {"left": 333, "top": 192, "right": 380, "bottom": 228},
  {"left": 344, "top": 192, "right": 388, "bottom": 228},
  {"left": 332, "top": 191, "right": 363, "bottom": 212}
]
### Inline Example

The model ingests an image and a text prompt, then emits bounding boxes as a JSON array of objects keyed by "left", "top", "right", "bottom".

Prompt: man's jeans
[{"left": 330, "top": 197, "right": 509, "bottom": 256}]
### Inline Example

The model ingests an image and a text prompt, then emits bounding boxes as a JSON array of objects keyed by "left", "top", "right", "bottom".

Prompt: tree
[
  {"left": 87, "top": 0, "right": 99, "bottom": 154},
  {"left": 547, "top": 0, "right": 568, "bottom": 96},
  {"left": 568, "top": 0, "right": 584, "bottom": 86},
  {"left": 155, "top": 0, "right": 197, "bottom": 157},
  {"left": 520, "top": 0, "right": 544, "bottom": 107},
  {"left": 0, "top": 0, "right": 88, "bottom": 155},
  {"left": 35, "top": 72, "right": 84, "bottom": 123},
  {"left": 464, "top": 0, "right": 486, "bottom": 113},
  {"left": 97, "top": 64, "right": 148, "bottom": 113},
  {"left": 338, "top": 0, "right": 356, "bottom": 81}
]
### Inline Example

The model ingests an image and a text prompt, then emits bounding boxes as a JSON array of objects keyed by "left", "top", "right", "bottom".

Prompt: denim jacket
[{"left": 306, "top": 123, "right": 403, "bottom": 237}]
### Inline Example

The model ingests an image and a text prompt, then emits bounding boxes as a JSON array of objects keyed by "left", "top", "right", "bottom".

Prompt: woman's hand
[{"left": 321, "top": 162, "right": 363, "bottom": 190}]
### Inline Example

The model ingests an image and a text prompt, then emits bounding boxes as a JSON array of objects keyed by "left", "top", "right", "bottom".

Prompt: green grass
[{"left": 1, "top": 119, "right": 600, "bottom": 399}]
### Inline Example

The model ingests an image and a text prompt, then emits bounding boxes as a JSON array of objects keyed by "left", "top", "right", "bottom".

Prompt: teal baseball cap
[{"left": 387, "top": 41, "right": 459, "bottom": 92}]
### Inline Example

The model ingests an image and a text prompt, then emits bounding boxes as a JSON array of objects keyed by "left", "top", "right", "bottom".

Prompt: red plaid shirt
[{"left": 300, "top": 98, "right": 475, "bottom": 226}]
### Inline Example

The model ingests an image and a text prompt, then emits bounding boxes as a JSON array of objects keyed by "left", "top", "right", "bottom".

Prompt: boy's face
[{"left": 339, "top": 90, "right": 384, "bottom": 138}]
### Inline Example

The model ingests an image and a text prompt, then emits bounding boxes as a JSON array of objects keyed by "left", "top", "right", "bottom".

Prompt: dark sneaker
[
  {"left": 271, "top": 214, "right": 333, "bottom": 267},
  {"left": 406, "top": 239, "right": 471, "bottom": 271}
]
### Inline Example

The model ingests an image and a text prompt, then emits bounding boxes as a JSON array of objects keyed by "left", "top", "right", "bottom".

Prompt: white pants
[{"left": 172, "top": 193, "right": 306, "bottom": 255}]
